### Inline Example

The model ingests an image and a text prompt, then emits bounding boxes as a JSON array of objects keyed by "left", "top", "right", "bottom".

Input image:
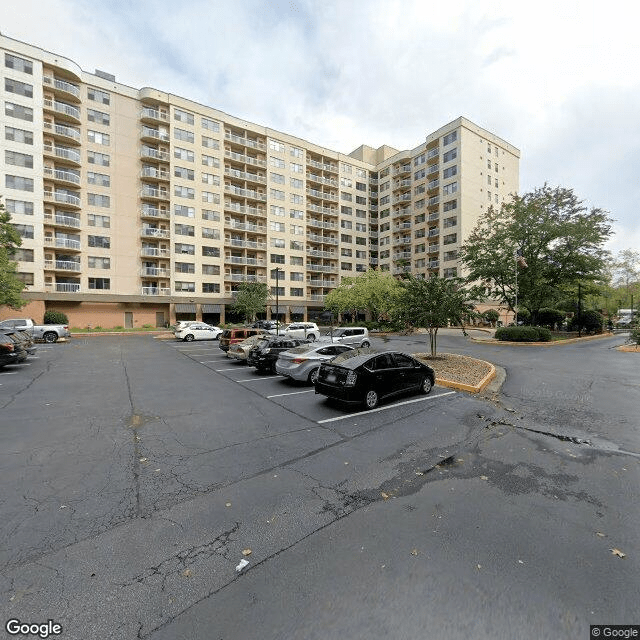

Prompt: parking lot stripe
[
  {"left": 215, "top": 367, "right": 245, "bottom": 371},
  {"left": 236, "top": 375, "right": 281, "bottom": 382},
  {"left": 267, "top": 389, "right": 315, "bottom": 398},
  {"left": 317, "top": 391, "right": 456, "bottom": 423}
]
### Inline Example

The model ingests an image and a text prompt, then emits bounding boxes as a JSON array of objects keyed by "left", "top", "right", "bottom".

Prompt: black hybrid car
[
  {"left": 247, "top": 336, "right": 310, "bottom": 373},
  {"left": 315, "top": 349, "right": 435, "bottom": 409}
]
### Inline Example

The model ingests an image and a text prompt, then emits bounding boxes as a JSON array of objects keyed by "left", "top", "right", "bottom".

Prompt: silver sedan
[{"left": 275, "top": 343, "right": 353, "bottom": 384}]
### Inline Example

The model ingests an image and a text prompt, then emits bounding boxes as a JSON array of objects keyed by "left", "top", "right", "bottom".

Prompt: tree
[
  {"left": 231, "top": 282, "right": 268, "bottom": 323},
  {"left": 393, "top": 274, "right": 479, "bottom": 357},
  {"left": 324, "top": 269, "right": 400, "bottom": 322},
  {"left": 611, "top": 248, "right": 640, "bottom": 303},
  {"left": 482, "top": 309, "right": 500, "bottom": 327},
  {"left": 460, "top": 185, "right": 613, "bottom": 322},
  {"left": 0, "top": 201, "right": 27, "bottom": 309}
]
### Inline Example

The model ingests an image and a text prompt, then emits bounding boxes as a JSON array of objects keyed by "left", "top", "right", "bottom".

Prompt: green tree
[
  {"left": 460, "top": 185, "right": 613, "bottom": 322},
  {"left": 231, "top": 281, "right": 268, "bottom": 323},
  {"left": 482, "top": 309, "right": 500, "bottom": 327},
  {"left": 393, "top": 274, "right": 479, "bottom": 357},
  {"left": 0, "top": 201, "right": 27, "bottom": 309},
  {"left": 611, "top": 248, "right": 640, "bottom": 304},
  {"left": 324, "top": 268, "right": 400, "bottom": 322}
]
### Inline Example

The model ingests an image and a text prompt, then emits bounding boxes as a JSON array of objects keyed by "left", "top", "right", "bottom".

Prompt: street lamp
[{"left": 274, "top": 267, "right": 282, "bottom": 335}]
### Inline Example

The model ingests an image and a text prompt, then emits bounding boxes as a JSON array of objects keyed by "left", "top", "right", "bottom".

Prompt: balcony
[
  {"left": 223, "top": 200, "right": 266, "bottom": 217},
  {"left": 392, "top": 193, "right": 412, "bottom": 205},
  {"left": 141, "top": 246, "right": 170, "bottom": 258},
  {"left": 224, "top": 167, "right": 266, "bottom": 184},
  {"left": 393, "top": 164, "right": 411, "bottom": 176},
  {"left": 225, "top": 219, "right": 267, "bottom": 233},
  {"left": 307, "top": 248, "right": 336, "bottom": 259},
  {"left": 429, "top": 260, "right": 440, "bottom": 269},
  {"left": 141, "top": 186, "right": 169, "bottom": 201},
  {"left": 141, "top": 126, "right": 169, "bottom": 143},
  {"left": 43, "top": 143, "right": 81, "bottom": 165},
  {"left": 140, "top": 267, "right": 170, "bottom": 277},
  {"left": 141, "top": 227, "right": 170, "bottom": 239},
  {"left": 307, "top": 188, "right": 338, "bottom": 202},
  {"left": 43, "top": 121, "right": 81, "bottom": 144},
  {"left": 44, "top": 211, "right": 81, "bottom": 228},
  {"left": 428, "top": 180, "right": 439, "bottom": 191},
  {"left": 44, "top": 259, "right": 81, "bottom": 272},
  {"left": 393, "top": 237, "right": 412, "bottom": 245},
  {"left": 393, "top": 222, "right": 412, "bottom": 231},
  {"left": 393, "top": 179, "right": 412, "bottom": 192},
  {"left": 140, "top": 206, "right": 170, "bottom": 221},
  {"left": 307, "top": 279, "right": 336, "bottom": 287},
  {"left": 43, "top": 75, "right": 81, "bottom": 101},
  {"left": 308, "top": 294, "right": 325, "bottom": 302},
  {"left": 44, "top": 166, "right": 80, "bottom": 186},
  {"left": 428, "top": 229, "right": 440, "bottom": 238},
  {"left": 307, "top": 203, "right": 338, "bottom": 216},
  {"left": 428, "top": 244, "right": 439, "bottom": 253},
  {"left": 224, "top": 184, "right": 267, "bottom": 201},
  {"left": 141, "top": 287, "right": 171, "bottom": 296},
  {"left": 224, "top": 149, "right": 266, "bottom": 168},
  {"left": 44, "top": 236, "right": 81, "bottom": 250},
  {"left": 140, "top": 107, "right": 169, "bottom": 123},
  {"left": 306, "top": 173, "right": 338, "bottom": 187},
  {"left": 427, "top": 147, "right": 439, "bottom": 160},
  {"left": 394, "top": 251, "right": 412, "bottom": 260},
  {"left": 393, "top": 266, "right": 412, "bottom": 275},
  {"left": 307, "top": 218, "right": 337, "bottom": 230},
  {"left": 52, "top": 282, "right": 81, "bottom": 293},
  {"left": 44, "top": 189, "right": 81, "bottom": 208},
  {"left": 307, "top": 233, "right": 338, "bottom": 245},
  {"left": 225, "top": 273, "right": 267, "bottom": 283},
  {"left": 428, "top": 213, "right": 440, "bottom": 222},
  {"left": 141, "top": 166, "right": 170, "bottom": 181},
  {"left": 225, "top": 256, "right": 266, "bottom": 266},
  {"left": 428, "top": 196, "right": 440, "bottom": 207},
  {"left": 141, "top": 146, "right": 170, "bottom": 162},
  {"left": 43, "top": 98, "right": 81, "bottom": 123},
  {"left": 307, "top": 158, "right": 338, "bottom": 173},
  {"left": 307, "top": 264, "right": 338, "bottom": 273},
  {"left": 393, "top": 207, "right": 412, "bottom": 218},
  {"left": 226, "top": 238, "right": 267, "bottom": 250}
]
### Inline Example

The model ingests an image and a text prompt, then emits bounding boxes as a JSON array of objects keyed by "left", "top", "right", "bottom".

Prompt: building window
[
  {"left": 175, "top": 281, "right": 196, "bottom": 292},
  {"left": 269, "top": 140, "right": 285, "bottom": 152},
  {"left": 290, "top": 240, "right": 304, "bottom": 251},
  {"left": 442, "top": 182, "right": 458, "bottom": 196},
  {"left": 443, "top": 131, "right": 457, "bottom": 146},
  {"left": 290, "top": 147, "right": 303, "bottom": 158},
  {"left": 5, "top": 175, "right": 34, "bottom": 192},
  {"left": 87, "top": 87, "right": 110, "bottom": 104},
  {"left": 289, "top": 209, "right": 304, "bottom": 219},
  {"left": 290, "top": 162, "right": 303, "bottom": 173},
  {"left": 202, "top": 154, "right": 219, "bottom": 168},
  {"left": 5, "top": 102, "right": 33, "bottom": 122},
  {"left": 290, "top": 225, "right": 304, "bottom": 235},
  {"left": 290, "top": 177, "right": 303, "bottom": 189},
  {"left": 6, "top": 199, "right": 33, "bottom": 215},
  {"left": 174, "top": 128, "right": 195, "bottom": 143},
  {"left": 88, "top": 256, "right": 110, "bottom": 269},
  {"left": 12, "top": 223, "right": 34, "bottom": 239},
  {"left": 202, "top": 283, "right": 220, "bottom": 293},
  {"left": 443, "top": 233, "right": 457, "bottom": 245},
  {"left": 355, "top": 195, "right": 367, "bottom": 205},
  {"left": 202, "top": 191, "right": 220, "bottom": 203},
  {"left": 174, "top": 223, "right": 195, "bottom": 237},
  {"left": 175, "top": 186, "right": 195, "bottom": 199},
  {"left": 13, "top": 248, "right": 34, "bottom": 262},
  {"left": 443, "top": 200, "right": 457, "bottom": 212},
  {"left": 270, "top": 156, "right": 285, "bottom": 168},
  {"left": 88, "top": 214, "right": 110, "bottom": 227},
  {"left": 202, "top": 173, "right": 219, "bottom": 186},
  {"left": 88, "top": 151, "right": 110, "bottom": 166},
  {"left": 202, "top": 246, "right": 220, "bottom": 257},
  {"left": 87, "top": 109, "right": 110, "bottom": 126},
  {"left": 88, "top": 235, "right": 110, "bottom": 248},
  {"left": 443, "top": 165, "right": 457, "bottom": 179},
  {"left": 5, "top": 126, "right": 33, "bottom": 144},
  {"left": 201, "top": 117, "right": 219, "bottom": 131},
  {"left": 5, "top": 78, "right": 33, "bottom": 98},
  {"left": 88, "top": 278, "right": 110, "bottom": 290},
  {"left": 5, "top": 53, "right": 33, "bottom": 74},
  {"left": 290, "top": 193, "right": 303, "bottom": 204},
  {"left": 341, "top": 234, "right": 352, "bottom": 243},
  {"left": 270, "top": 221, "right": 285, "bottom": 232},
  {"left": 202, "top": 209, "right": 220, "bottom": 221},
  {"left": 174, "top": 109, "right": 194, "bottom": 125},
  {"left": 271, "top": 172, "right": 285, "bottom": 184},
  {"left": 175, "top": 262, "right": 195, "bottom": 274},
  {"left": 271, "top": 286, "right": 285, "bottom": 296},
  {"left": 174, "top": 205, "right": 195, "bottom": 218},
  {"left": 341, "top": 262, "right": 353, "bottom": 271},
  {"left": 341, "top": 192, "right": 353, "bottom": 202},
  {"left": 202, "top": 135, "right": 219, "bottom": 149},
  {"left": 443, "top": 148, "right": 457, "bottom": 163},
  {"left": 270, "top": 254, "right": 285, "bottom": 264},
  {"left": 290, "top": 272, "right": 304, "bottom": 281},
  {"left": 174, "top": 147, "right": 194, "bottom": 162},
  {"left": 290, "top": 288, "right": 303, "bottom": 296},
  {"left": 5, "top": 150, "right": 33, "bottom": 168},
  {"left": 88, "top": 130, "right": 110, "bottom": 146},
  {"left": 174, "top": 166, "right": 194, "bottom": 180},
  {"left": 290, "top": 256, "right": 303, "bottom": 266},
  {"left": 202, "top": 227, "right": 219, "bottom": 239},
  {"left": 202, "top": 264, "right": 220, "bottom": 275},
  {"left": 270, "top": 205, "right": 285, "bottom": 217},
  {"left": 271, "top": 238, "right": 286, "bottom": 248},
  {"left": 175, "top": 243, "right": 195, "bottom": 255},
  {"left": 270, "top": 188, "right": 285, "bottom": 200},
  {"left": 87, "top": 172, "right": 110, "bottom": 187},
  {"left": 88, "top": 193, "right": 110, "bottom": 207}
]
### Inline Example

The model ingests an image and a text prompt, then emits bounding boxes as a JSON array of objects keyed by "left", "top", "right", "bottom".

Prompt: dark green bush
[
  {"left": 569, "top": 310, "right": 604, "bottom": 334},
  {"left": 537, "top": 308, "right": 565, "bottom": 328},
  {"left": 495, "top": 326, "right": 551, "bottom": 342},
  {"left": 44, "top": 310, "right": 69, "bottom": 324}
]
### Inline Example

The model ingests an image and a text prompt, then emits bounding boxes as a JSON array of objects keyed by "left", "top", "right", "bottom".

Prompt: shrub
[
  {"left": 142, "top": 324, "right": 153, "bottom": 329},
  {"left": 627, "top": 323, "right": 640, "bottom": 346},
  {"left": 537, "top": 308, "right": 565, "bottom": 328},
  {"left": 495, "top": 326, "right": 551, "bottom": 342},
  {"left": 44, "top": 310, "right": 68, "bottom": 325},
  {"left": 570, "top": 310, "right": 604, "bottom": 334},
  {"left": 483, "top": 309, "right": 500, "bottom": 326}
]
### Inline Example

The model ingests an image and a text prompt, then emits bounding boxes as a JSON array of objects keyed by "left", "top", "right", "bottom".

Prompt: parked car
[
  {"left": 173, "top": 320, "right": 198, "bottom": 333},
  {"left": 276, "top": 343, "right": 354, "bottom": 384},
  {"left": 247, "top": 336, "right": 310, "bottom": 373},
  {"left": 315, "top": 350, "right": 435, "bottom": 409},
  {"left": 0, "top": 328, "right": 36, "bottom": 355},
  {"left": 0, "top": 318, "right": 70, "bottom": 343},
  {"left": 219, "top": 327, "right": 266, "bottom": 352},
  {"left": 275, "top": 322, "right": 320, "bottom": 341},
  {"left": 324, "top": 327, "right": 371, "bottom": 347},
  {"left": 252, "top": 320, "right": 279, "bottom": 331},
  {"left": 0, "top": 332, "right": 28, "bottom": 367},
  {"left": 227, "top": 334, "right": 270, "bottom": 362},
  {"left": 174, "top": 323, "right": 223, "bottom": 342}
]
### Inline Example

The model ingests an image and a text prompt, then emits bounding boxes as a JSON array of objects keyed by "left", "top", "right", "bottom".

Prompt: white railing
[
  {"left": 141, "top": 227, "right": 170, "bottom": 238},
  {"left": 141, "top": 287, "right": 171, "bottom": 296},
  {"left": 141, "top": 247, "right": 170, "bottom": 257},
  {"left": 140, "top": 107, "right": 169, "bottom": 121},
  {"left": 43, "top": 143, "right": 81, "bottom": 163},
  {"left": 43, "top": 75, "right": 80, "bottom": 98},
  {"left": 44, "top": 190, "right": 81, "bottom": 206},
  {"left": 43, "top": 98, "right": 80, "bottom": 120},
  {"left": 55, "top": 282, "right": 81, "bottom": 292},
  {"left": 44, "top": 166, "right": 81, "bottom": 184},
  {"left": 141, "top": 146, "right": 170, "bottom": 161}
]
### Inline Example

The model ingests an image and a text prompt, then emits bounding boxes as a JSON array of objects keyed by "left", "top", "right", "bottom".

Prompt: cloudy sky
[{"left": 2, "top": 0, "right": 638, "bottom": 253}]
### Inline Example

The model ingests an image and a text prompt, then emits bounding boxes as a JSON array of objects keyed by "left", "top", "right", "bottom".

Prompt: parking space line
[
  {"left": 0, "top": 372, "right": 17, "bottom": 375},
  {"left": 215, "top": 367, "right": 245, "bottom": 371},
  {"left": 317, "top": 391, "right": 456, "bottom": 423},
  {"left": 267, "top": 389, "right": 315, "bottom": 398},
  {"left": 236, "top": 375, "right": 281, "bottom": 382}
]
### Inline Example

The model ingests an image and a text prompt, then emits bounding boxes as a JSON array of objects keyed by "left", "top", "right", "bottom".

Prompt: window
[
  {"left": 88, "top": 278, "right": 110, "bottom": 290},
  {"left": 5, "top": 78, "right": 33, "bottom": 97},
  {"left": 443, "top": 233, "right": 457, "bottom": 245},
  {"left": 341, "top": 234, "right": 352, "bottom": 243},
  {"left": 414, "top": 168, "right": 426, "bottom": 181},
  {"left": 290, "top": 272, "right": 304, "bottom": 281},
  {"left": 202, "top": 246, "right": 220, "bottom": 257},
  {"left": 495, "top": 178, "right": 499, "bottom": 188},
  {"left": 414, "top": 153, "right": 426, "bottom": 167},
  {"left": 290, "top": 256, "right": 303, "bottom": 266},
  {"left": 355, "top": 222, "right": 368, "bottom": 232},
  {"left": 175, "top": 185, "right": 195, "bottom": 199},
  {"left": 202, "top": 227, "right": 219, "bottom": 239},
  {"left": 5, "top": 126, "right": 33, "bottom": 144},
  {"left": 290, "top": 147, "right": 303, "bottom": 158},
  {"left": 87, "top": 172, "right": 110, "bottom": 187},
  {"left": 356, "top": 182, "right": 366, "bottom": 192},
  {"left": 202, "top": 264, "right": 220, "bottom": 275},
  {"left": 290, "top": 177, "right": 303, "bottom": 189},
  {"left": 5, "top": 175, "right": 33, "bottom": 192},
  {"left": 355, "top": 195, "right": 367, "bottom": 205},
  {"left": 88, "top": 130, "right": 110, "bottom": 145},
  {"left": 202, "top": 209, "right": 220, "bottom": 221},
  {"left": 201, "top": 117, "right": 219, "bottom": 131},
  {"left": 12, "top": 223, "right": 34, "bottom": 238},
  {"left": 270, "top": 221, "right": 285, "bottom": 232},
  {"left": 174, "top": 223, "right": 195, "bottom": 237},
  {"left": 5, "top": 102, "right": 33, "bottom": 122},
  {"left": 290, "top": 193, "right": 303, "bottom": 204},
  {"left": 341, "top": 163, "right": 352, "bottom": 174},
  {"left": 271, "top": 172, "right": 285, "bottom": 184},
  {"left": 87, "top": 109, "right": 110, "bottom": 126},
  {"left": 88, "top": 193, "right": 110, "bottom": 207},
  {"left": 270, "top": 254, "right": 285, "bottom": 264},
  {"left": 443, "top": 250, "right": 458, "bottom": 261},
  {"left": 443, "top": 199, "right": 457, "bottom": 212},
  {"left": 88, "top": 151, "right": 110, "bottom": 166},
  {"left": 340, "top": 177, "right": 353, "bottom": 188},
  {"left": 341, "top": 248, "right": 352, "bottom": 257},
  {"left": 270, "top": 205, "right": 285, "bottom": 217},
  {"left": 289, "top": 209, "right": 304, "bottom": 219},
  {"left": 487, "top": 159, "right": 492, "bottom": 169},
  {"left": 175, "top": 281, "right": 195, "bottom": 292},
  {"left": 87, "top": 87, "right": 110, "bottom": 104},
  {"left": 269, "top": 140, "right": 285, "bottom": 152},
  {"left": 174, "top": 109, "right": 194, "bottom": 125},
  {"left": 290, "top": 288, "right": 303, "bottom": 296},
  {"left": 341, "top": 220, "right": 352, "bottom": 230},
  {"left": 175, "top": 205, "right": 195, "bottom": 218},
  {"left": 202, "top": 191, "right": 219, "bottom": 203},
  {"left": 271, "top": 238, "right": 285, "bottom": 248},
  {"left": 175, "top": 262, "right": 195, "bottom": 274},
  {"left": 270, "top": 188, "right": 285, "bottom": 201},
  {"left": 495, "top": 163, "right": 499, "bottom": 173},
  {"left": 341, "top": 262, "right": 353, "bottom": 271},
  {"left": 341, "top": 206, "right": 353, "bottom": 216},
  {"left": 5, "top": 150, "right": 33, "bottom": 168},
  {"left": 290, "top": 162, "right": 303, "bottom": 173},
  {"left": 174, "top": 166, "right": 194, "bottom": 180},
  {"left": 443, "top": 217, "right": 457, "bottom": 229},
  {"left": 88, "top": 256, "right": 110, "bottom": 269},
  {"left": 6, "top": 199, "right": 33, "bottom": 215},
  {"left": 443, "top": 131, "right": 457, "bottom": 146},
  {"left": 355, "top": 236, "right": 366, "bottom": 246},
  {"left": 175, "top": 243, "right": 195, "bottom": 255},
  {"left": 488, "top": 191, "right": 492, "bottom": 201},
  {"left": 443, "top": 148, "right": 457, "bottom": 163},
  {"left": 88, "top": 214, "right": 110, "bottom": 228},
  {"left": 271, "top": 286, "right": 285, "bottom": 296},
  {"left": 202, "top": 135, "right": 219, "bottom": 149},
  {"left": 174, "top": 128, "right": 194, "bottom": 143},
  {"left": 356, "top": 250, "right": 367, "bottom": 259},
  {"left": 487, "top": 174, "right": 492, "bottom": 185},
  {"left": 14, "top": 248, "right": 34, "bottom": 262},
  {"left": 443, "top": 182, "right": 458, "bottom": 196},
  {"left": 270, "top": 156, "right": 285, "bottom": 168},
  {"left": 174, "top": 147, "right": 194, "bottom": 162},
  {"left": 88, "top": 235, "right": 110, "bottom": 248},
  {"left": 341, "top": 192, "right": 353, "bottom": 202},
  {"left": 290, "top": 225, "right": 304, "bottom": 235},
  {"left": 356, "top": 209, "right": 367, "bottom": 218},
  {"left": 202, "top": 283, "right": 220, "bottom": 293},
  {"left": 5, "top": 53, "right": 33, "bottom": 74},
  {"left": 443, "top": 165, "right": 457, "bottom": 179},
  {"left": 202, "top": 173, "right": 219, "bottom": 186},
  {"left": 202, "top": 154, "right": 219, "bottom": 167}
]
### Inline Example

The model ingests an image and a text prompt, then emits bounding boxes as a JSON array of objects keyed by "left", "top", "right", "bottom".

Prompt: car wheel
[
  {"left": 271, "top": 361, "right": 278, "bottom": 374},
  {"left": 421, "top": 376, "right": 433, "bottom": 394},
  {"left": 308, "top": 368, "right": 320, "bottom": 385},
  {"left": 364, "top": 389, "right": 379, "bottom": 409},
  {"left": 307, "top": 333, "right": 316, "bottom": 342},
  {"left": 43, "top": 332, "right": 58, "bottom": 343},
  {"left": 361, "top": 340, "right": 370, "bottom": 348},
  {"left": 184, "top": 334, "right": 195, "bottom": 342}
]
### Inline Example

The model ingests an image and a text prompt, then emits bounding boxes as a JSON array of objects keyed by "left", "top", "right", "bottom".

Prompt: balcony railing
[
  {"left": 307, "top": 234, "right": 338, "bottom": 244},
  {"left": 225, "top": 256, "right": 266, "bottom": 266},
  {"left": 141, "top": 166, "right": 170, "bottom": 180},
  {"left": 44, "top": 166, "right": 81, "bottom": 185},
  {"left": 43, "top": 121, "right": 81, "bottom": 142},
  {"left": 141, "top": 146, "right": 171, "bottom": 162},
  {"left": 307, "top": 204, "right": 338, "bottom": 216},
  {"left": 308, "top": 294, "right": 325, "bottom": 302},
  {"left": 43, "top": 98, "right": 80, "bottom": 121},
  {"left": 44, "top": 236, "right": 81, "bottom": 250},
  {"left": 224, "top": 167, "right": 267, "bottom": 184},
  {"left": 307, "top": 218, "right": 337, "bottom": 230},
  {"left": 44, "top": 190, "right": 81, "bottom": 207},
  {"left": 141, "top": 247, "right": 170, "bottom": 258},
  {"left": 141, "top": 186, "right": 169, "bottom": 200},
  {"left": 223, "top": 200, "right": 266, "bottom": 217},
  {"left": 43, "top": 143, "right": 81, "bottom": 163},
  {"left": 44, "top": 260, "right": 81, "bottom": 272},
  {"left": 141, "top": 227, "right": 170, "bottom": 238},
  {"left": 224, "top": 149, "right": 267, "bottom": 167},
  {"left": 140, "top": 107, "right": 169, "bottom": 122},
  {"left": 43, "top": 75, "right": 81, "bottom": 99},
  {"left": 226, "top": 273, "right": 267, "bottom": 283},
  {"left": 141, "top": 126, "right": 169, "bottom": 142},
  {"left": 140, "top": 206, "right": 170, "bottom": 220},
  {"left": 141, "top": 287, "right": 171, "bottom": 296},
  {"left": 307, "top": 279, "right": 336, "bottom": 287},
  {"left": 140, "top": 267, "right": 170, "bottom": 277},
  {"left": 224, "top": 184, "right": 267, "bottom": 201},
  {"left": 227, "top": 238, "right": 267, "bottom": 250},
  {"left": 307, "top": 159, "right": 338, "bottom": 172},
  {"left": 427, "top": 147, "right": 439, "bottom": 159},
  {"left": 54, "top": 282, "right": 81, "bottom": 293},
  {"left": 225, "top": 219, "right": 267, "bottom": 233},
  {"left": 307, "top": 248, "right": 336, "bottom": 259},
  {"left": 306, "top": 264, "right": 337, "bottom": 273},
  {"left": 43, "top": 212, "right": 81, "bottom": 228}
]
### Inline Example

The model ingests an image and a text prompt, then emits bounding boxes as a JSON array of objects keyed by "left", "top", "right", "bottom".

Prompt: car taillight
[
  {"left": 291, "top": 357, "right": 307, "bottom": 363},
  {"left": 345, "top": 371, "right": 357, "bottom": 386},
  {"left": 0, "top": 343, "right": 14, "bottom": 352}
]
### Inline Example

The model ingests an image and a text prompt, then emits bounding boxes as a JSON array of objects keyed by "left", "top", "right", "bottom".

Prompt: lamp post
[
  {"left": 514, "top": 249, "right": 527, "bottom": 325},
  {"left": 275, "top": 267, "right": 282, "bottom": 335},
  {"left": 577, "top": 282, "right": 582, "bottom": 338}
]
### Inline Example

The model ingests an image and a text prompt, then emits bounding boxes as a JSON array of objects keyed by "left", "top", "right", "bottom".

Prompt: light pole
[
  {"left": 577, "top": 282, "right": 582, "bottom": 338},
  {"left": 514, "top": 249, "right": 527, "bottom": 325},
  {"left": 275, "top": 267, "right": 282, "bottom": 335}
]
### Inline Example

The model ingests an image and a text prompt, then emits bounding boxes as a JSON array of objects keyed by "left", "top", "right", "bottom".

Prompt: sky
[{"left": 2, "top": 0, "right": 638, "bottom": 254}]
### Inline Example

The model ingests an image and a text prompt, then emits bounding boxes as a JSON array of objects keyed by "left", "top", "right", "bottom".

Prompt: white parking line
[
  {"left": 0, "top": 372, "right": 17, "bottom": 375},
  {"left": 317, "top": 391, "right": 456, "bottom": 423},
  {"left": 267, "top": 389, "right": 315, "bottom": 398},
  {"left": 236, "top": 375, "right": 281, "bottom": 382}
]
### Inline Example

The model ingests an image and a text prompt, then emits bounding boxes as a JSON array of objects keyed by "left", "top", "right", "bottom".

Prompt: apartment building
[{"left": 0, "top": 34, "right": 520, "bottom": 328}]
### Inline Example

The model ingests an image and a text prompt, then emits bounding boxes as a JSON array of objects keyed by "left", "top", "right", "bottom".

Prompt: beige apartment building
[{"left": 0, "top": 34, "right": 520, "bottom": 328}]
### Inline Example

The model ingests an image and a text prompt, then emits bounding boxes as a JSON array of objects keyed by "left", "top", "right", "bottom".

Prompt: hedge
[
  {"left": 43, "top": 310, "right": 69, "bottom": 325},
  {"left": 495, "top": 326, "right": 552, "bottom": 342}
]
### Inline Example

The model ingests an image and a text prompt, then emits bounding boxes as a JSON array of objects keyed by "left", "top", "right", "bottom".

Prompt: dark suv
[{"left": 247, "top": 336, "right": 310, "bottom": 373}]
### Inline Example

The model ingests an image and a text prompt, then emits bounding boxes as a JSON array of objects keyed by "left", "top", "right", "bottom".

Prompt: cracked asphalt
[{"left": 0, "top": 332, "right": 637, "bottom": 640}]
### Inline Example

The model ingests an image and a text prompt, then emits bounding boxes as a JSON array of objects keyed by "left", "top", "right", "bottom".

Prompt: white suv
[
  {"left": 281, "top": 322, "right": 320, "bottom": 341},
  {"left": 326, "top": 327, "right": 370, "bottom": 347}
]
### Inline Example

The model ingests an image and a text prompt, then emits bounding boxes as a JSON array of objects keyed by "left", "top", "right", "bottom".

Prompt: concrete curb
[
  {"left": 470, "top": 332, "right": 616, "bottom": 347},
  {"left": 435, "top": 362, "right": 497, "bottom": 394}
]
